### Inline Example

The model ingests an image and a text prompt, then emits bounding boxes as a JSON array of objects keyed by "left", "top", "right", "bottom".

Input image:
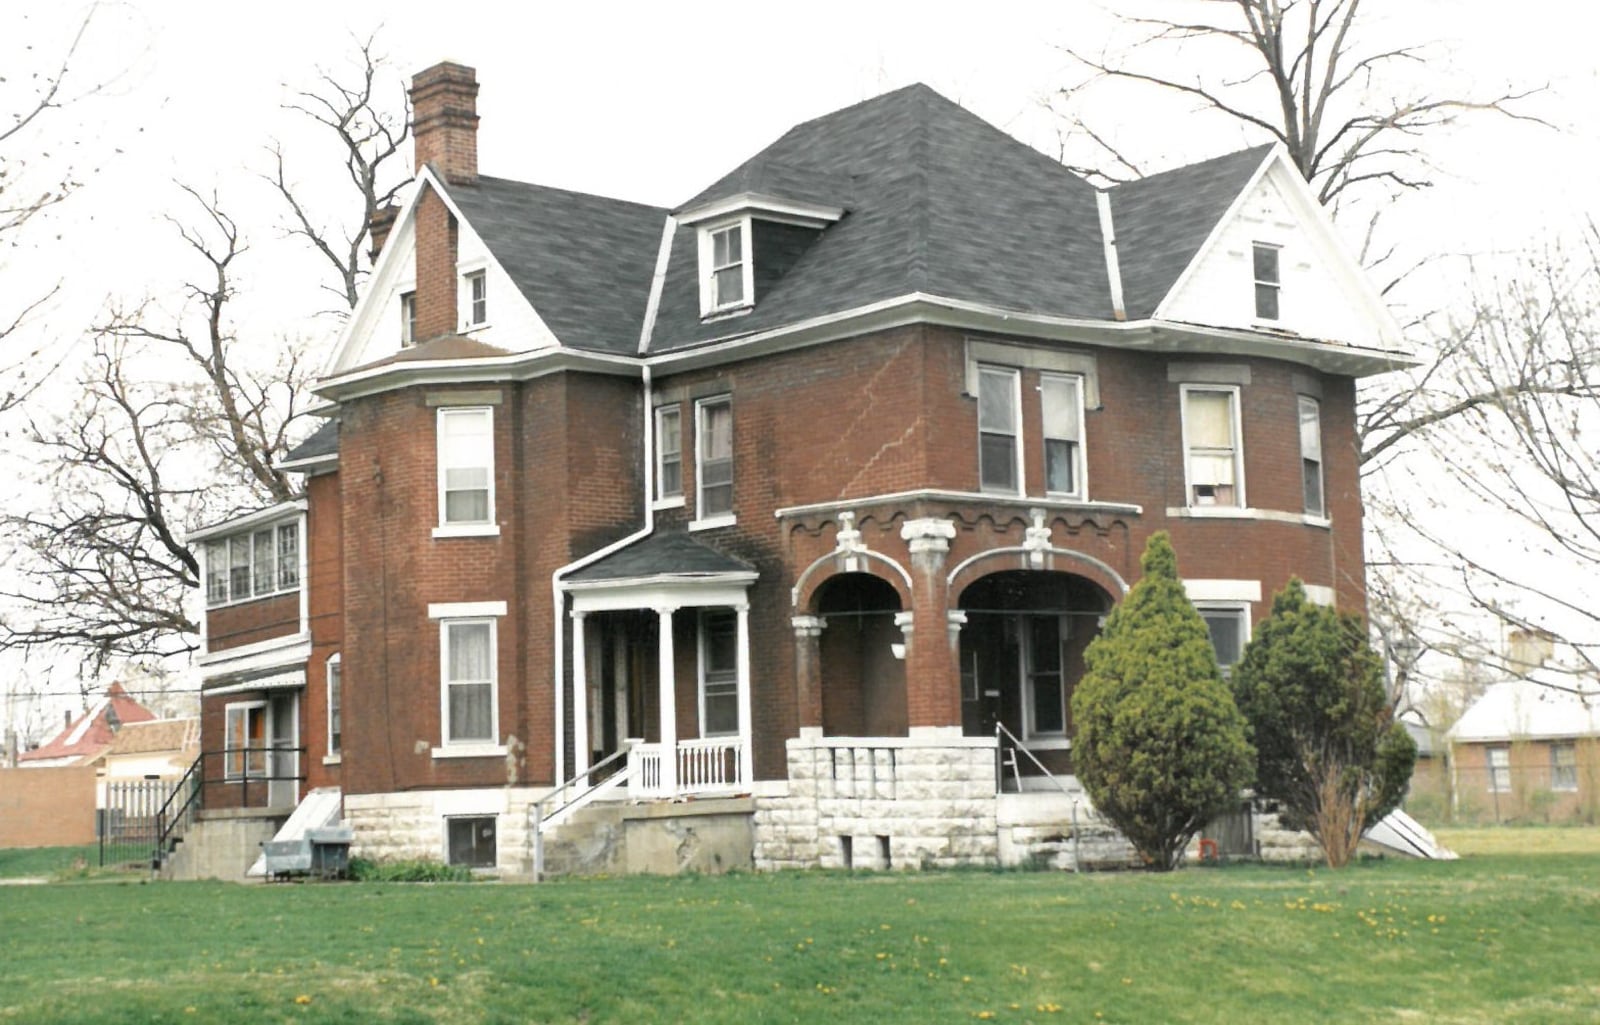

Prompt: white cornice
[
  {"left": 677, "top": 192, "right": 845, "bottom": 228},
  {"left": 186, "top": 500, "right": 307, "bottom": 543}
]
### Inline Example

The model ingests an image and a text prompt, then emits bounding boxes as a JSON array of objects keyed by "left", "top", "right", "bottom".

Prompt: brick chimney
[
  {"left": 411, "top": 62, "right": 479, "bottom": 186},
  {"left": 368, "top": 204, "right": 399, "bottom": 262}
]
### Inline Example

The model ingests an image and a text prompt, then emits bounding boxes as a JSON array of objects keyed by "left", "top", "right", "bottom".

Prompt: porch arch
[
  {"left": 813, "top": 572, "right": 908, "bottom": 738},
  {"left": 792, "top": 547, "right": 913, "bottom": 614},
  {"left": 947, "top": 545, "right": 1129, "bottom": 605}
]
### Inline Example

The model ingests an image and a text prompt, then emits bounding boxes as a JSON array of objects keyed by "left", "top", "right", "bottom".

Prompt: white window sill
[
  {"left": 1021, "top": 738, "right": 1071, "bottom": 751},
  {"left": 461, "top": 320, "right": 493, "bottom": 333},
  {"left": 432, "top": 523, "right": 501, "bottom": 539},
  {"left": 652, "top": 495, "right": 686, "bottom": 510},
  {"left": 1168, "top": 506, "right": 1331, "bottom": 528},
  {"left": 688, "top": 514, "right": 736, "bottom": 532},
  {"left": 431, "top": 744, "right": 508, "bottom": 760},
  {"left": 322, "top": 754, "right": 342, "bottom": 766},
  {"left": 700, "top": 303, "right": 754, "bottom": 322}
]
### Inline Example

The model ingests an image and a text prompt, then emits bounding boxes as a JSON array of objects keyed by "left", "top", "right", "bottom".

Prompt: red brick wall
[
  {"left": 413, "top": 187, "right": 458, "bottom": 343},
  {"left": 304, "top": 469, "right": 344, "bottom": 791},
  {"left": 206, "top": 593, "right": 300, "bottom": 654}
]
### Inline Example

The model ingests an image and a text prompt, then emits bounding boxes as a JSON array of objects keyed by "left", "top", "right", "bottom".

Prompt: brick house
[
  {"left": 189, "top": 63, "right": 1406, "bottom": 874},
  {"left": 1447, "top": 673, "right": 1600, "bottom": 824}
]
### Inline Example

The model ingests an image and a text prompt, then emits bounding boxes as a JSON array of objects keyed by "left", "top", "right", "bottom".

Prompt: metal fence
[{"left": 100, "top": 778, "right": 180, "bottom": 867}]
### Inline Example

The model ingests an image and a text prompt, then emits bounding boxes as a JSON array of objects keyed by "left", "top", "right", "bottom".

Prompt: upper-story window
[
  {"left": 1041, "top": 373, "right": 1085, "bottom": 499},
  {"left": 204, "top": 522, "right": 300, "bottom": 607},
  {"left": 1181, "top": 385, "right": 1243, "bottom": 508},
  {"left": 655, "top": 405, "right": 683, "bottom": 502},
  {"left": 400, "top": 291, "right": 417, "bottom": 347},
  {"left": 977, "top": 364, "right": 1021, "bottom": 493},
  {"left": 1253, "top": 243, "right": 1281, "bottom": 320},
  {"left": 463, "top": 270, "right": 487, "bottom": 328},
  {"left": 1299, "top": 395, "right": 1324, "bottom": 517},
  {"left": 695, "top": 397, "right": 734, "bottom": 522},
  {"left": 437, "top": 407, "right": 495, "bottom": 531},
  {"left": 698, "top": 219, "right": 753, "bottom": 316}
]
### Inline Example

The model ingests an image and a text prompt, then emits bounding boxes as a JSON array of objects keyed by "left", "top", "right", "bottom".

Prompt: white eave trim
[
  {"left": 202, "top": 667, "right": 308, "bottom": 697},
  {"left": 314, "top": 346, "right": 643, "bottom": 402},
  {"left": 196, "top": 632, "right": 312, "bottom": 674},
  {"left": 677, "top": 192, "right": 845, "bottom": 228},
  {"left": 564, "top": 570, "right": 759, "bottom": 593},
  {"left": 187, "top": 500, "right": 307, "bottom": 543},
  {"left": 276, "top": 452, "right": 338, "bottom": 473}
]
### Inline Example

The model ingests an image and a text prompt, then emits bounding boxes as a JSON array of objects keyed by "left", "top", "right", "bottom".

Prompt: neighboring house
[
  {"left": 1447, "top": 673, "right": 1600, "bottom": 824},
  {"left": 99, "top": 717, "right": 200, "bottom": 782},
  {"left": 16, "top": 682, "right": 156, "bottom": 768},
  {"left": 189, "top": 63, "right": 1406, "bottom": 874}
]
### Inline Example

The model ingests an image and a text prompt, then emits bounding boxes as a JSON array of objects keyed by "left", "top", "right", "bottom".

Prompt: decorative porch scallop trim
[
  {"left": 946, "top": 545, "right": 1130, "bottom": 596},
  {"left": 790, "top": 511, "right": 913, "bottom": 609}
]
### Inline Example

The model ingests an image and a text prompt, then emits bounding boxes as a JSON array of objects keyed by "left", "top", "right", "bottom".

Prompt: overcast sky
[{"left": 3, "top": 0, "right": 1594, "bottom": 723}]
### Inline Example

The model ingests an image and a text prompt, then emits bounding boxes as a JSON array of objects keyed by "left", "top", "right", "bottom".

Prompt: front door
[{"left": 267, "top": 694, "right": 298, "bottom": 808}]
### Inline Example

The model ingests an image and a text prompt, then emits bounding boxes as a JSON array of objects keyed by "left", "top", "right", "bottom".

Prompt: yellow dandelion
[{"left": 294, "top": 995, "right": 312, "bottom": 1006}]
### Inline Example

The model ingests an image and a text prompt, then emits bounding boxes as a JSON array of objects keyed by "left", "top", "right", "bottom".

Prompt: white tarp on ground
[
  {"left": 1364, "top": 807, "right": 1457, "bottom": 860},
  {"left": 246, "top": 786, "right": 343, "bottom": 877}
]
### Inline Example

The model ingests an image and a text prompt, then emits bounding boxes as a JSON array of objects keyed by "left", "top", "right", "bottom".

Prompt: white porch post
[
  {"left": 735, "top": 601, "right": 752, "bottom": 786},
  {"left": 571, "top": 610, "right": 589, "bottom": 779},
  {"left": 656, "top": 605, "right": 677, "bottom": 794}
]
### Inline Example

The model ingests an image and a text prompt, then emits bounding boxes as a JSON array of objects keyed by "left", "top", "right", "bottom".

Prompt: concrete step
[{"left": 538, "top": 801, "right": 627, "bottom": 878}]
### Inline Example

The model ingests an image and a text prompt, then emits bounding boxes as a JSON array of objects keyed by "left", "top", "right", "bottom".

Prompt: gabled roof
[
  {"left": 647, "top": 83, "right": 1113, "bottom": 353},
  {"left": 1111, "top": 144, "right": 1274, "bottom": 320},
  {"left": 1448, "top": 675, "right": 1600, "bottom": 743},
  {"left": 447, "top": 176, "right": 666, "bottom": 355},
  {"left": 566, "top": 530, "right": 755, "bottom": 583},
  {"left": 18, "top": 682, "right": 157, "bottom": 765},
  {"left": 103, "top": 717, "right": 199, "bottom": 758},
  {"left": 282, "top": 419, "right": 339, "bottom": 465}
]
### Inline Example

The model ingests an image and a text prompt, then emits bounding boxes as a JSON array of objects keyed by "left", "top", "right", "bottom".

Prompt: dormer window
[
  {"left": 400, "top": 291, "right": 417, "bottom": 346},
  {"left": 1252, "top": 243, "right": 1280, "bottom": 320},
  {"left": 700, "top": 220, "right": 751, "bottom": 315},
  {"left": 464, "top": 270, "right": 487, "bottom": 328}
]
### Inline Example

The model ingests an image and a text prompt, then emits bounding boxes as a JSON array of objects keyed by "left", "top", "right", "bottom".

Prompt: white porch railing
[{"left": 629, "top": 737, "right": 746, "bottom": 799}]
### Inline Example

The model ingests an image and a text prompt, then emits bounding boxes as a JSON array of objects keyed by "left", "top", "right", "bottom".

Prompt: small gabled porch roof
[{"left": 565, "top": 530, "right": 755, "bottom": 587}]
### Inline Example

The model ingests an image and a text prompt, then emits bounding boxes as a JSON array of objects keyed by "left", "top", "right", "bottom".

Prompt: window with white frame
[
  {"left": 1041, "top": 373, "right": 1085, "bottom": 498},
  {"left": 1551, "top": 743, "right": 1578, "bottom": 792},
  {"left": 326, "top": 655, "right": 342, "bottom": 757},
  {"left": 464, "top": 270, "right": 487, "bottom": 327},
  {"left": 204, "top": 522, "right": 300, "bottom": 607},
  {"left": 447, "top": 816, "right": 497, "bottom": 868},
  {"left": 437, "top": 407, "right": 494, "bottom": 528},
  {"left": 1197, "top": 605, "right": 1249, "bottom": 675},
  {"left": 224, "top": 702, "right": 267, "bottom": 780},
  {"left": 696, "top": 397, "right": 733, "bottom": 519},
  {"left": 699, "top": 609, "right": 738, "bottom": 737},
  {"left": 400, "top": 290, "right": 417, "bottom": 346},
  {"left": 656, "top": 405, "right": 682, "bottom": 500},
  {"left": 1025, "top": 614, "right": 1067, "bottom": 739},
  {"left": 978, "top": 364, "right": 1021, "bottom": 493},
  {"left": 1486, "top": 746, "right": 1511, "bottom": 792},
  {"left": 703, "top": 222, "right": 748, "bottom": 312},
  {"left": 1299, "top": 395, "right": 1324, "bottom": 517},
  {"left": 1253, "top": 242, "right": 1280, "bottom": 320},
  {"left": 1182, "top": 385, "right": 1243, "bottom": 507},
  {"left": 441, "top": 619, "right": 496, "bottom": 745}
]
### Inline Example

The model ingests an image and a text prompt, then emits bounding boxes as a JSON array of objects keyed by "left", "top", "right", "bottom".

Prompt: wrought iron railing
[{"left": 150, "top": 746, "right": 307, "bottom": 872}]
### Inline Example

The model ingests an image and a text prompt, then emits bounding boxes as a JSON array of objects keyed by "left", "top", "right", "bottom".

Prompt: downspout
[{"left": 548, "top": 215, "right": 676, "bottom": 785}]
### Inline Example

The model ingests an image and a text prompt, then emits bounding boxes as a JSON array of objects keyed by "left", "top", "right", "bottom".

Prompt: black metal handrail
[
  {"left": 153, "top": 753, "right": 204, "bottom": 870},
  {"left": 150, "top": 746, "right": 309, "bottom": 872}
]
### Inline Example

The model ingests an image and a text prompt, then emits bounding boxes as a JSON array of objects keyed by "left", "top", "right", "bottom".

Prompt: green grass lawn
[
  {"left": 3, "top": 849, "right": 1597, "bottom": 1024},
  {"left": 0, "top": 844, "right": 101, "bottom": 880}
]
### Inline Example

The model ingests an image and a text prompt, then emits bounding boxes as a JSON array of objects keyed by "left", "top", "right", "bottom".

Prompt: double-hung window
[
  {"left": 1299, "top": 396, "right": 1324, "bottom": 517},
  {"left": 464, "top": 271, "right": 487, "bottom": 327},
  {"left": 204, "top": 522, "right": 301, "bottom": 607},
  {"left": 696, "top": 397, "right": 733, "bottom": 520},
  {"left": 1182, "top": 385, "right": 1243, "bottom": 507},
  {"left": 442, "top": 619, "right": 496, "bottom": 745},
  {"left": 1197, "top": 605, "right": 1249, "bottom": 675},
  {"left": 1551, "top": 743, "right": 1578, "bottom": 792},
  {"left": 699, "top": 609, "right": 739, "bottom": 737},
  {"left": 224, "top": 702, "right": 267, "bottom": 780},
  {"left": 1253, "top": 242, "right": 1280, "bottom": 320},
  {"left": 977, "top": 365, "right": 1021, "bottom": 493},
  {"left": 326, "top": 655, "right": 342, "bottom": 757},
  {"left": 708, "top": 224, "right": 746, "bottom": 310},
  {"left": 1486, "top": 746, "right": 1511, "bottom": 792},
  {"left": 655, "top": 405, "right": 682, "bottom": 501},
  {"left": 1041, "top": 373, "right": 1084, "bottom": 498},
  {"left": 437, "top": 407, "right": 494, "bottom": 530},
  {"left": 400, "top": 290, "right": 417, "bottom": 346}
]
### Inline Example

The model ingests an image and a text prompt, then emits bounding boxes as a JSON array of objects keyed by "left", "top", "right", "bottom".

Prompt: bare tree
[{"left": 0, "top": 39, "right": 408, "bottom": 669}]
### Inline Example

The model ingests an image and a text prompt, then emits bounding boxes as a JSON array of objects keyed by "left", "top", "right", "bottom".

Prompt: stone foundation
[{"left": 345, "top": 787, "right": 545, "bottom": 875}]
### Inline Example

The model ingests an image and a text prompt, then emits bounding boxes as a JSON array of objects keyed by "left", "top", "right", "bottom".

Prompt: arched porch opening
[
  {"left": 814, "top": 572, "right": 907, "bottom": 738},
  {"left": 956, "top": 570, "right": 1113, "bottom": 776}
]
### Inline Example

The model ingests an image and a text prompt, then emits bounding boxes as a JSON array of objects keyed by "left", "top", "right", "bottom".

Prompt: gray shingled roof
[
  {"left": 283, "top": 419, "right": 339, "bottom": 463},
  {"left": 447, "top": 176, "right": 667, "bottom": 355},
  {"left": 648, "top": 84, "right": 1114, "bottom": 353},
  {"left": 566, "top": 531, "right": 755, "bottom": 583},
  {"left": 1111, "top": 144, "right": 1273, "bottom": 320}
]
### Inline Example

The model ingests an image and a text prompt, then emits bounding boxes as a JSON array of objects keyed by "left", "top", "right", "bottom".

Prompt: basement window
[{"left": 446, "top": 816, "right": 497, "bottom": 868}]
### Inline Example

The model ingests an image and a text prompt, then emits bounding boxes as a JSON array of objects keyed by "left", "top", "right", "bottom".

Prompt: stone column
[
  {"left": 791, "top": 615, "right": 827, "bottom": 735},
  {"left": 571, "top": 610, "right": 589, "bottom": 779},
  {"left": 900, "top": 517, "right": 959, "bottom": 728},
  {"left": 656, "top": 605, "right": 678, "bottom": 795}
]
